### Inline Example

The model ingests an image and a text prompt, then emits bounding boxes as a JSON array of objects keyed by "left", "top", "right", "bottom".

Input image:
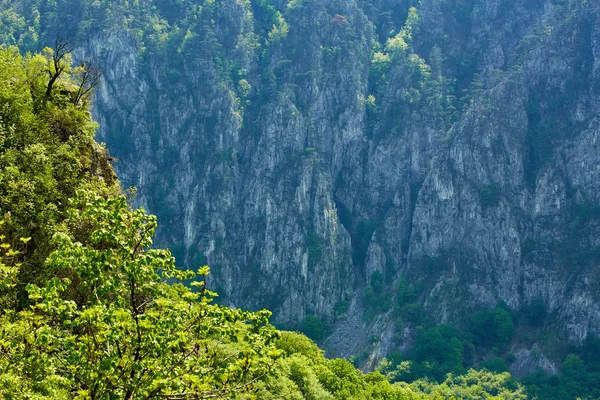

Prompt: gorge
[{"left": 2, "top": 0, "right": 600, "bottom": 382}]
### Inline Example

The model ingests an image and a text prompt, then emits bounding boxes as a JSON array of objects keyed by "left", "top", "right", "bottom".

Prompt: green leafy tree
[
  {"left": 0, "top": 45, "right": 118, "bottom": 304},
  {"left": 301, "top": 315, "right": 329, "bottom": 342},
  {"left": 470, "top": 307, "right": 514, "bottom": 350},
  {"left": 492, "top": 307, "right": 514, "bottom": 349},
  {"left": 479, "top": 357, "right": 509, "bottom": 373},
  {"left": 412, "top": 369, "right": 527, "bottom": 399},
  {"left": 364, "top": 270, "right": 392, "bottom": 318},
  {"left": 412, "top": 325, "right": 464, "bottom": 381},
  {"left": 1, "top": 192, "right": 281, "bottom": 399}
]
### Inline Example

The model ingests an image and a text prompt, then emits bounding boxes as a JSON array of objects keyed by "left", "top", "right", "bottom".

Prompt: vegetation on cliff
[
  {"left": 0, "top": 43, "right": 529, "bottom": 399},
  {"left": 2, "top": 0, "right": 600, "bottom": 398}
]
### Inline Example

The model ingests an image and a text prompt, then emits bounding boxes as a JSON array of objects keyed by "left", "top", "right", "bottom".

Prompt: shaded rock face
[
  {"left": 74, "top": 0, "right": 600, "bottom": 356},
  {"left": 510, "top": 345, "right": 558, "bottom": 378}
]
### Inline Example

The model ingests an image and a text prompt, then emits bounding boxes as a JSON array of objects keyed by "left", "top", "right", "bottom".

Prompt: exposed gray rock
[
  {"left": 63, "top": 0, "right": 600, "bottom": 362},
  {"left": 510, "top": 345, "right": 559, "bottom": 378}
]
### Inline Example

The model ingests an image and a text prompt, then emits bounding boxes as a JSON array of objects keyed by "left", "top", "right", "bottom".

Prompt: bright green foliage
[
  {"left": 0, "top": 191, "right": 282, "bottom": 399},
  {"left": 1, "top": 0, "right": 256, "bottom": 81},
  {"left": 385, "top": 7, "right": 419, "bottom": 58},
  {"left": 257, "top": 332, "right": 426, "bottom": 400},
  {"left": 0, "top": 45, "right": 118, "bottom": 300},
  {"left": 411, "top": 369, "right": 527, "bottom": 400},
  {"left": 367, "top": 6, "right": 455, "bottom": 138},
  {"left": 0, "top": 220, "right": 22, "bottom": 293},
  {"left": 0, "top": 6, "right": 38, "bottom": 48},
  {"left": 0, "top": 219, "right": 30, "bottom": 310}
]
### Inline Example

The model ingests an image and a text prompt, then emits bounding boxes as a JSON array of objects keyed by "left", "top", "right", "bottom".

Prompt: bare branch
[
  {"left": 45, "top": 38, "right": 73, "bottom": 100},
  {"left": 73, "top": 60, "right": 103, "bottom": 106}
]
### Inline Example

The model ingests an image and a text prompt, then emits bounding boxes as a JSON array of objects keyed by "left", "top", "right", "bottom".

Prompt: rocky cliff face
[{"left": 22, "top": 0, "right": 600, "bottom": 362}]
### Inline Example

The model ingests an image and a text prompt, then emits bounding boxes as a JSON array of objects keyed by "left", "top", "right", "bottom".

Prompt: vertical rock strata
[{"left": 65, "top": 0, "right": 600, "bottom": 356}]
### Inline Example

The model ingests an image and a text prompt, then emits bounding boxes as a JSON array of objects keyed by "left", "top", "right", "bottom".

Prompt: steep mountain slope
[
  {"left": 3, "top": 0, "right": 599, "bottom": 364},
  {"left": 0, "top": 44, "right": 537, "bottom": 400}
]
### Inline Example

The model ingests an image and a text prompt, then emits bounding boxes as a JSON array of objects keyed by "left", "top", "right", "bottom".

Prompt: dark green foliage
[
  {"left": 380, "top": 304, "right": 517, "bottom": 383},
  {"left": 523, "top": 296, "right": 547, "bottom": 327},
  {"left": 522, "top": 352, "right": 600, "bottom": 400},
  {"left": 396, "top": 277, "right": 420, "bottom": 306},
  {"left": 306, "top": 230, "right": 324, "bottom": 267},
  {"left": 479, "top": 184, "right": 500, "bottom": 209},
  {"left": 520, "top": 335, "right": 600, "bottom": 400},
  {"left": 412, "top": 324, "right": 465, "bottom": 381},
  {"left": 333, "top": 299, "right": 350, "bottom": 317},
  {"left": 581, "top": 334, "right": 600, "bottom": 365},
  {"left": 397, "top": 302, "right": 425, "bottom": 325},
  {"left": 506, "top": 353, "right": 516, "bottom": 364},
  {"left": 377, "top": 311, "right": 600, "bottom": 399},
  {"left": 492, "top": 308, "right": 515, "bottom": 349},
  {"left": 469, "top": 308, "right": 492, "bottom": 345},
  {"left": 573, "top": 201, "right": 600, "bottom": 221},
  {"left": 394, "top": 277, "right": 424, "bottom": 325},
  {"left": 479, "top": 357, "right": 509, "bottom": 373},
  {"left": 251, "top": 0, "right": 282, "bottom": 43},
  {"left": 378, "top": 325, "right": 466, "bottom": 384},
  {"left": 364, "top": 270, "right": 391, "bottom": 319},
  {"left": 462, "top": 340, "right": 476, "bottom": 367},
  {"left": 413, "top": 254, "right": 445, "bottom": 275},
  {"left": 470, "top": 306, "right": 514, "bottom": 350},
  {"left": 301, "top": 315, "right": 329, "bottom": 342},
  {"left": 553, "top": 200, "right": 600, "bottom": 271}
]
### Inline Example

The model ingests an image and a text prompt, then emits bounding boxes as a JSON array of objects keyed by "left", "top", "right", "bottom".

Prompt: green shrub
[
  {"left": 470, "top": 306, "right": 514, "bottom": 350},
  {"left": 480, "top": 184, "right": 500, "bottom": 208},
  {"left": 301, "top": 315, "right": 329, "bottom": 341},
  {"left": 412, "top": 324, "right": 464, "bottom": 381},
  {"left": 364, "top": 271, "right": 391, "bottom": 318},
  {"left": 306, "top": 230, "right": 324, "bottom": 267},
  {"left": 480, "top": 357, "right": 509, "bottom": 373},
  {"left": 334, "top": 299, "right": 350, "bottom": 316}
]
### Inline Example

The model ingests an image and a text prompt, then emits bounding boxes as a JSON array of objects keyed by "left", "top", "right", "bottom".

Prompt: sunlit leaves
[
  {"left": 2, "top": 191, "right": 281, "bottom": 398},
  {"left": 0, "top": 46, "right": 119, "bottom": 297}
]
